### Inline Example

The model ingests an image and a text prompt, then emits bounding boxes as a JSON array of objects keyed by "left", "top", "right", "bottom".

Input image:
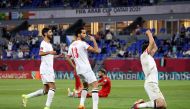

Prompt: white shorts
[
  {"left": 144, "top": 82, "right": 165, "bottom": 101},
  {"left": 41, "top": 73, "right": 55, "bottom": 84},
  {"left": 78, "top": 71, "right": 97, "bottom": 84}
]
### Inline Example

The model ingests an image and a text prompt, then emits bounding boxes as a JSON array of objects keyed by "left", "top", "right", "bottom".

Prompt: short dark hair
[
  {"left": 135, "top": 16, "right": 145, "bottom": 28},
  {"left": 99, "top": 68, "right": 107, "bottom": 74},
  {"left": 42, "top": 28, "right": 50, "bottom": 36},
  {"left": 75, "top": 27, "right": 84, "bottom": 37},
  {"left": 142, "top": 42, "right": 149, "bottom": 52}
]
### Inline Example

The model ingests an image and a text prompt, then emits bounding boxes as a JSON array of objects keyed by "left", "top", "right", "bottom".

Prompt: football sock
[
  {"left": 80, "top": 88, "right": 88, "bottom": 106},
  {"left": 92, "top": 88, "right": 99, "bottom": 109},
  {"left": 45, "top": 89, "right": 55, "bottom": 107},
  {"left": 26, "top": 89, "right": 44, "bottom": 98},
  {"left": 137, "top": 100, "right": 155, "bottom": 108}
]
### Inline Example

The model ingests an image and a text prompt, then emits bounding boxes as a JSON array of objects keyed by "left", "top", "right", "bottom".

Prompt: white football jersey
[
  {"left": 140, "top": 49, "right": 158, "bottom": 83},
  {"left": 40, "top": 40, "right": 54, "bottom": 74},
  {"left": 67, "top": 40, "right": 92, "bottom": 74}
]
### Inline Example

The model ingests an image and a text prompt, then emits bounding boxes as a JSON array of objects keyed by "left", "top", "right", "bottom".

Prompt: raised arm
[
  {"left": 87, "top": 36, "right": 100, "bottom": 53},
  {"left": 146, "top": 30, "right": 157, "bottom": 56}
]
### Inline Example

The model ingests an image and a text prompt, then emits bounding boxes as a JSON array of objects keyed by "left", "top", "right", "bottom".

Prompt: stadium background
[{"left": 0, "top": 0, "right": 190, "bottom": 109}]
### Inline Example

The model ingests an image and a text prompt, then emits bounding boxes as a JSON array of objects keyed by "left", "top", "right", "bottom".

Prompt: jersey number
[{"left": 72, "top": 47, "right": 79, "bottom": 58}]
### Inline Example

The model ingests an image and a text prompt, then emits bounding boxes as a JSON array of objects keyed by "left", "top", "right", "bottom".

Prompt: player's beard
[
  {"left": 98, "top": 75, "right": 103, "bottom": 78},
  {"left": 47, "top": 35, "right": 52, "bottom": 40},
  {"left": 81, "top": 36, "right": 85, "bottom": 41},
  {"left": 47, "top": 35, "right": 53, "bottom": 43}
]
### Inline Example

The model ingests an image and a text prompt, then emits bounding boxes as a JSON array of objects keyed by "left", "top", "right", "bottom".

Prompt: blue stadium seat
[
  {"left": 151, "top": 28, "right": 156, "bottom": 34},
  {"left": 160, "top": 28, "right": 166, "bottom": 33}
]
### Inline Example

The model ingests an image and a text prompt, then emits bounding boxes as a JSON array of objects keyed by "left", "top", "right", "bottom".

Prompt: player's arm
[
  {"left": 98, "top": 82, "right": 104, "bottom": 86},
  {"left": 54, "top": 53, "right": 65, "bottom": 58},
  {"left": 66, "top": 46, "right": 76, "bottom": 69},
  {"left": 39, "top": 50, "right": 57, "bottom": 56},
  {"left": 146, "top": 30, "right": 157, "bottom": 56},
  {"left": 87, "top": 36, "right": 100, "bottom": 53},
  {"left": 66, "top": 55, "right": 76, "bottom": 70},
  {"left": 98, "top": 80, "right": 106, "bottom": 86},
  {"left": 150, "top": 42, "right": 158, "bottom": 56}
]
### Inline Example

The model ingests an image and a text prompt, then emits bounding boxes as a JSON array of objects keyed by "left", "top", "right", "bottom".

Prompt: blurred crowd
[
  {"left": 0, "top": 0, "right": 158, "bottom": 9},
  {"left": 1, "top": 0, "right": 189, "bottom": 9},
  {"left": 0, "top": 24, "right": 190, "bottom": 61}
]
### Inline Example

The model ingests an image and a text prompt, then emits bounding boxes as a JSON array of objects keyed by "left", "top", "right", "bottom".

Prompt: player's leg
[
  {"left": 22, "top": 88, "right": 45, "bottom": 107},
  {"left": 67, "top": 88, "right": 74, "bottom": 97},
  {"left": 43, "top": 73, "right": 56, "bottom": 109},
  {"left": 132, "top": 83, "right": 155, "bottom": 109},
  {"left": 22, "top": 88, "right": 46, "bottom": 99},
  {"left": 132, "top": 83, "right": 166, "bottom": 109},
  {"left": 88, "top": 72, "right": 99, "bottom": 109},
  {"left": 21, "top": 77, "right": 48, "bottom": 107},
  {"left": 44, "top": 84, "right": 49, "bottom": 94},
  {"left": 135, "top": 98, "right": 166, "bottom": 109},
  {"left": 78, "top": 82, "right": 88, "bottom": 109},
  {"left": 90, "top": 81, "right": 99, "bottom": 109},
  {"left": 44, "top": 82, "right": 56, "bottom": 109},
  {"left": 67, "top": 88, "right": 83, "bottom": 98},
  {"left": 154, "top": 97, "right": 167, "bottom": 109}
]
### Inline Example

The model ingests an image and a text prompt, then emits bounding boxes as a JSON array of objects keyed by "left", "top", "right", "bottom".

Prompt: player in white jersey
[
  {"left": 66, "top": 27, "right": 100, "bottom": 109},
  {"left": 132, "top": 28, "right": 167, "bottom": 109},
  {"left": 22, "top": 28, "right": 59, "bottom": 109}
]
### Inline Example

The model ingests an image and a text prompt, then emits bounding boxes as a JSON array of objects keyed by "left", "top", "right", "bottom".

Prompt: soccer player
[
  {"left": 22, "top": 28, "right": 58, "bottom": 109},
  {"left": 131, "top": 29, "right": 167, "bottom": 108},
  {"left": 68, "top": 68, "right": 111, "bottom": 98},
  {"left": 66, "top": 27, "right": 100, "bottom": 109}
]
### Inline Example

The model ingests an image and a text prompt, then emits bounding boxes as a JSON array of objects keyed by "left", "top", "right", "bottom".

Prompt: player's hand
[
  {"left": 145, "top": 29, "right": 151, "bottom": 35},
  {"left": 89, "top": 36, "right": 95, "bottom": 41},
  {"left": 59, "top": 53, "right": 65, "bottom": 58}
]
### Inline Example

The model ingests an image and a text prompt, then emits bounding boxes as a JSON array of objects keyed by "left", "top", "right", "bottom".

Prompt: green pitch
[{"left": 0, "top": 80, "right": 189, "bottom": 109}]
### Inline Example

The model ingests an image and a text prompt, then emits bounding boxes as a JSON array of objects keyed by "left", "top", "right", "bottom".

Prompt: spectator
[
  {"left": 105, "top": 30, "right": 113, "bottom": 44},
  {"left": 183, "top": 48, "right": 190, "bottom": 57},
  {"left": 31, "top": 37, "right": 37, "bottom": 48},
  {"left": 6, "top": 49, "right": 12, "bottom": 59},
  {"left": 117, "top": 47, "right": 125, "bottom": 58},
  {"left": 171, "top": 34, "right": 177, "bottom": 45},
  {"left": 180, "top": 24, "right": 186, "bottom": 38},
  {"left": 0, "top": 51, "right": 2, "bottom": 60},
  {"left": 172, "top": 45, "right": 177, "bottom": 54},
  {"left": 17, "top": 49, "right": 24, "bottom": 59},
  {"left": 12, "top": 50, "right": 18, "bottom": 59},
  {"left": 42, "top": 0, "right": 50, "bottom": 7},
  {"left": 60, "top": 43, "right": 68, "bottom": 55},
  {"left": 8, "top": 41, "right": 13, "bottom": 51},
  {"left": 23, "top": 49, "right": 30, "bottom": 59}
]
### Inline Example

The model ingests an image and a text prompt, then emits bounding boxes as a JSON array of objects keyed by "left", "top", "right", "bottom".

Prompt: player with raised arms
[
  {"left": 130, "top": 17, "right": 167, "bottom": 109},
  {"left": 66, "top": 27, "right": 100, "bottom": 109}
]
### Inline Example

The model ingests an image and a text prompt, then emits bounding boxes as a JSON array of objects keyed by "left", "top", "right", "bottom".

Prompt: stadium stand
[
  {"left": 0, "top": 0, "right": 157, "bottom": 9},
  {"left": 0, "top": 26, "right": 190, "bottom": 60}
]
